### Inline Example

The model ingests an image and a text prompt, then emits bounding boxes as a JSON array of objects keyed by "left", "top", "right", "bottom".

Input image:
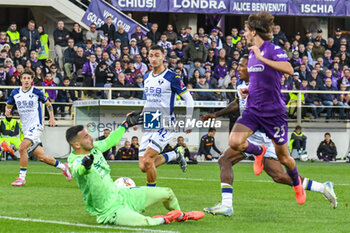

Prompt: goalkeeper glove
[
  {"left": 121, "top": 112, "right": 143, "bottom": 129},
  {"left": 81, "top": 154, "right": 94, "bottom": 170}
]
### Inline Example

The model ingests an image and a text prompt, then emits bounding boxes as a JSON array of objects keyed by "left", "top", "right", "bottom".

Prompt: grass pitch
[{"left": 0, "top": 161, "right": 349, "bottom": 233}]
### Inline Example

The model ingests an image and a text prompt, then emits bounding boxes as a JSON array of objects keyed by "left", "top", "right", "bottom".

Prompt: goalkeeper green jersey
[{"left": 68, "top": 126, "right": 129, "bottom": 219}]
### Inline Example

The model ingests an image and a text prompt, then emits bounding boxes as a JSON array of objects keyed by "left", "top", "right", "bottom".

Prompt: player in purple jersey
[{"left": 228, "top": 12, "right": 306, "bottom": 205}]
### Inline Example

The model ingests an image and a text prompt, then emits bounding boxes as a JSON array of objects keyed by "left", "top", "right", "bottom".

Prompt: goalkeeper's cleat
[
  {"left": 62, "top": 163, "right": 72, "bottom": 182},
  {"left": 11, "top": 177, "right": 26, "bottom": 186},
  {"left": 253, "top": 145, "right": 266, "bottom": 175},
  {"left": 293, "top": 177, "right": 306, "bottom": 205},
  {"left": 176, "top": 211, "right": 205, "bottom": 222},
  {"left": 152, "top": 210, "right": 182, "bottom": 224},
  {"left": 323, "top": 181, "right": 337, "bottom": 208},
  {"left": 2, "top": 141, "right": 15, "bottom": 155},
  {"left": 204, "top": 203, "right": 233, "bottom": 217},
  {"left": 176, "top": 146, "right": 187, "bottom": 172}
]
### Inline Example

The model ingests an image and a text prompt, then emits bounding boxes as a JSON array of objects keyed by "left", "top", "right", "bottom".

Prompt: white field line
[
  {"left": 0, "top": 215, "right": 179, "bottom": 233},
  {"left": 30, "top": 172, "right": 350, "bottom": 186}
]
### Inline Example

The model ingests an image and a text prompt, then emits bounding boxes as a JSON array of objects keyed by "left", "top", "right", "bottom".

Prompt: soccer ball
[
  {"left": 300, "top": 153, "right": 308, "bottom": 162},
  {"left": 114, "top": 177, "right": 136, "bottom": 188}
]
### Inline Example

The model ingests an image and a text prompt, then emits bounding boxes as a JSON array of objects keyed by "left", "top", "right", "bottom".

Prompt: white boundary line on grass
[
  {"left": 30, "top": 172, "right": 350, "bottom": 186},
  {"left": 0, "top": 216, "right": 179, "bottom": 233}
]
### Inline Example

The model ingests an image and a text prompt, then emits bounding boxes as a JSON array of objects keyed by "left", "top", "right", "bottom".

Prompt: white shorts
[
  {"left": 139, "top": 129, "right": 174, "bottom": 157},
  {"left": 23, "top": 124, "right": 43, "bottom": 145},
  {"left": 246, "top": 131, "right": 278, "bottom": 160}
]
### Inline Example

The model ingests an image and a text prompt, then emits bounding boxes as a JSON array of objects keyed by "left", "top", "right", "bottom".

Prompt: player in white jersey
[
  {"left": 139, "top": 45, "right": 194, "bottom": 186},
  {"left": 201, "top": 56, "right": 337, "bottom": 216},
  {"left": 6, "top": 71, "right": 71, "bottom": 186}
]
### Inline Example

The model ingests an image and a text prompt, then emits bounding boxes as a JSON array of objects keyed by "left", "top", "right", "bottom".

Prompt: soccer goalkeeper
[{"left": 66, "top": 112, "right": 204, "bottom": 226}]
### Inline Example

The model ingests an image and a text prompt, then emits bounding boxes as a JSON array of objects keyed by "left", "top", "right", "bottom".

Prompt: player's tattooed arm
[
  {"left": 201, "top": 100, "right": 239, "bottom": 121},
  {"left": 45, "top": 102, "right": 56, "bottom": 127},
  {"left": 47, "top": 104, "right": 53, "bottom": 113}
]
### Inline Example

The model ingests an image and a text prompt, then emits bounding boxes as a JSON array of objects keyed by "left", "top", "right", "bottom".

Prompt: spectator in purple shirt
[
  {"left": 214, "top": 58, "right": 228, "bottom": 80},
  {"left": 290, "top": 50, "right": 302, "bottom": 69},
  {"left": 131, "top": 26, "right": 146, "bottom": 47},
  {"left": 331, "top": 62, "right": 342, "bottom": 79},
  {"left": 323, "top": 69, "right": 338, "bottom": 88}
]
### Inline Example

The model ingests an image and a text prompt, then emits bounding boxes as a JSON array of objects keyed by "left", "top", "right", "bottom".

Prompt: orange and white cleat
[
  {"left": 176, "top": 211, "right": 205, "bottom": 222},
  {"left": 253, "top": 145, "right": 266, "bottom": 175},
  {"left": 152, "top": 210, "right": 182, "bottom": 224},
  {"left": 293, "top": 177, "right": 306, "bottom": 205}
]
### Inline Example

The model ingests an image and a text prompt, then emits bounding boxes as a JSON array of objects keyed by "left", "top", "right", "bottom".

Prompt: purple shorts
[{"left": 236, "top": 109, "right": 288, "bottom": 145}]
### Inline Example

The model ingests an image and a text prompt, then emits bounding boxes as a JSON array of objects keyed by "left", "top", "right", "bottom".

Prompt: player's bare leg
[
  {"left": 264, "top": 158, "right": 337, "bottom": 208},
  {"left": 12, "top": 140, "right": 71, "bottom": 186},
  {"left": 33, "top": 146, "right": 59, "bottom": 165},
  {"left": 139, "top": 147, "right": 187, "bottom": 186},
  {"left": 139, "top": 147, "right": 159, "bottom": 186},
  {"left": 228, "top": 123, "right": 253, "bottom": 152},
  {"left": 204, "top": 147, "right": 244, "bottom": 216},
  {"left": 18, "top": 139, "right": 32, "bottom": 168},
  {"left": 33, "top": 146, "right": 72, "bottom": 181},
  {"left": 154, "top": 155, "right": 165, "bottom": 167},
  {"left": 229, "top": 123, "right": 266, "bottom": 175},
  {"left": 219, "top": 148, "right": 245, "bottom": 185},
  {"left": 263, "top": 158, "right": 292, "bottom": 185}
]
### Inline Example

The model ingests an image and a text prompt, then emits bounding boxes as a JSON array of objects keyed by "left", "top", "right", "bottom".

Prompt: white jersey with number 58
[{"left": 7, "top": 87, "right": 48, "bottom": 134}]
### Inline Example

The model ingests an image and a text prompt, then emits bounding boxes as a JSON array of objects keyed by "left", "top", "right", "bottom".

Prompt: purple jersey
[{"left": 247, "top": 41, "right": 290, "bottom": 117}]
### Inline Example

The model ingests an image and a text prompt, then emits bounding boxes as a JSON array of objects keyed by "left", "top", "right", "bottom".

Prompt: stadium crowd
[{"left": 0, "top": 17, "right": 349, "bottom": 119}]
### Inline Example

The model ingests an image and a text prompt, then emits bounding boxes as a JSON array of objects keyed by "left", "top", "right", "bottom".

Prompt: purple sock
[
  {"left": 244, "top": 142, "right": 262, "bottom": 155},
  {"left": 286, "top": 166, "right": 300, "bottom": 186}
]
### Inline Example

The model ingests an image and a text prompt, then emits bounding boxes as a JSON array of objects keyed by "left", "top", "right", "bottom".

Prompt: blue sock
[
  {"left": 306, "top": 179, "right": 313, "bottom": 191},
  {"left": 161, "top": 153, "right": 169, "bottom": 163},
  {"left": 54, "top": 160, "right": 59, "bottom": 167},
  {"left": 147, "top": 183, "right": 156, "bottom": 187}
]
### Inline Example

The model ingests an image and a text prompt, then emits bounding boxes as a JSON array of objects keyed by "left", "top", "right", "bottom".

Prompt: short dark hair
[
  {"left": 132, "top": 136, "right": 138, "bottom": 140},
  {"left": 21, "top": 71, "right": 34, "bottom": 79},
  {"left": 245, "top": 11, "right": 274, "bottom": 41},
  {"left": 295, "top": 125, "right": 302, "bottom": 130},
  {"left": 63, "top": 77, "right": 70, "bottom": 81},
  {"left": 177, "top": 136, "right": 184, "bottom": 140},
  {"left": 66, "top": 125, "right": 84, "bottom": 144},
  {"left": 325, "top": 132, "right": 331, "bottom": 137},
  {"left": 208, "top": 128, "right": 216, "bottom": 133},
  {"left": 150, "top": 45, "right": 164, "bottom": 54}
]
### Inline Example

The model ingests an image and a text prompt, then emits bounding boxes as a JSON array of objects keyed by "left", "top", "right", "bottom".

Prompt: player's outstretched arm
[
  {"left": 94, "top": 112, "right": 143, "bottom": 153},
  {"left": 45, "top": 102, "right": 56, "bottom": 127},
  {"left": 201, "top": 100, "right": 239, "bottom": 121}
]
